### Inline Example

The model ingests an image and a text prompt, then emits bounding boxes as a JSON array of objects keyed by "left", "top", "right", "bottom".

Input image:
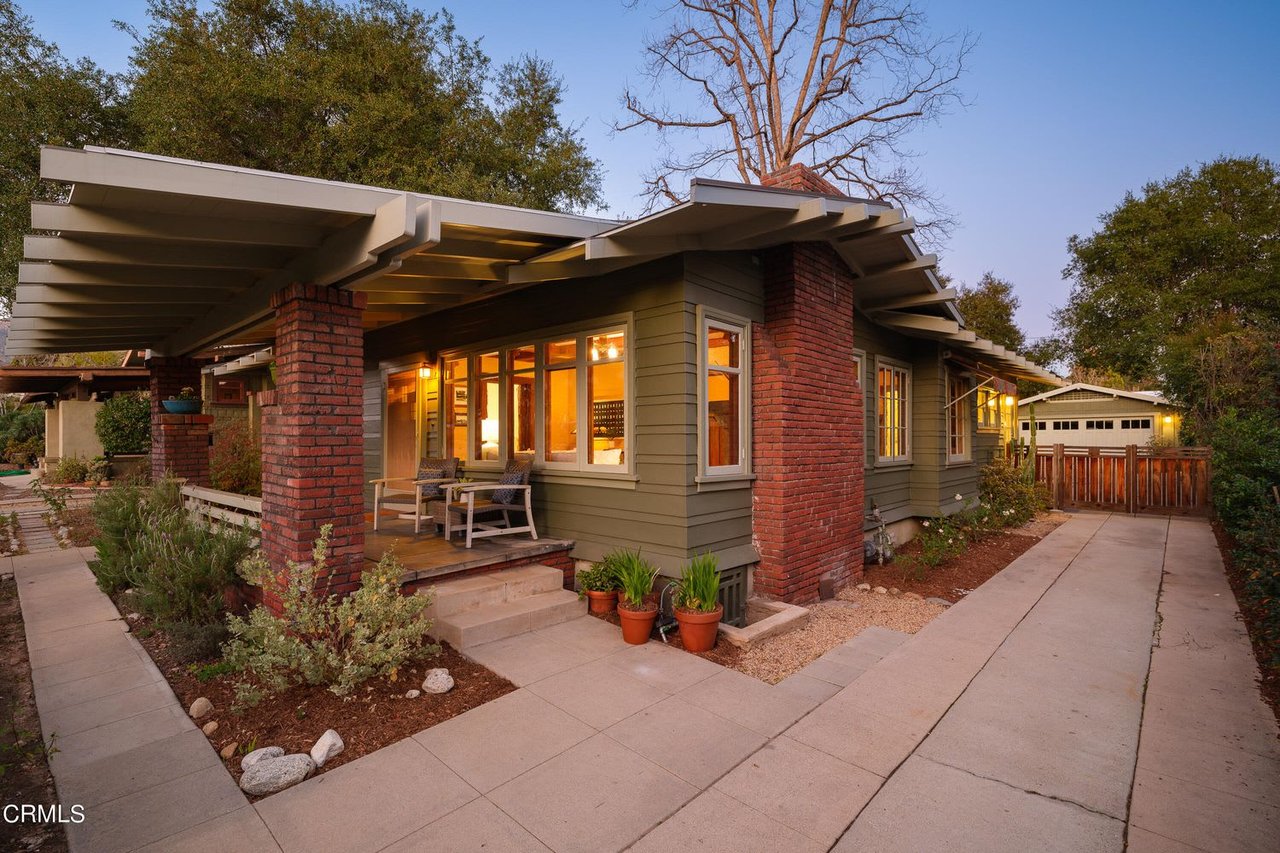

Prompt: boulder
[
  {"left": 202, "top": 721, "right": 218, "bottom": 736},
  {"left": 405, "top": 689, "right": 421, "bottom": 699},
  {"left": 310, "top": 729, "right": 344, "bottom": 768},
  {"left": 240, "top": 745, "right": 284, "bottom": 772},
  {"left": 873, "top": 586, "right": 888, "bottom": 595},
  {"left": 422, "top": 668, "right": 454, "bottom": 694},
  {"left": 219, "top": 742, "right": 238, "bottom": 761},
  {"left": 856, "top": 583, "right": 871, "bottom": 592},
  {"left": 239, "top": 754, "right": 315, "bottom": 796},
  {"left": 188, "top": 697, "right": 213, "bottom": 719},
  {"left": 888, "top": 588, "right": 901, "bottom": 596}
]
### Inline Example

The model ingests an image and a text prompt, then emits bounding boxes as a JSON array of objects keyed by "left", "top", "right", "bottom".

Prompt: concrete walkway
[{"left": 12, "top": 513, "right": 1279, "bottom": 852}]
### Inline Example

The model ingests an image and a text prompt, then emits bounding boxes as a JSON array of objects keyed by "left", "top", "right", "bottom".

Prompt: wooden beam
[
  {"left": 19, "top": 262, "right": 251, "bottom": 290},
  {"left": 360, "top": 292, "right": 466, "bottom": 306},
  {"left": 505, "top": 255, "right": 653, "bottom": 285},
  {"left": 862, "top": 287, "right": 958, "bottom": 312},
  {"left": 25, "top": 235, "right": 292, "bottom": 271},
  {"left": 394, "top": 255, "right": 505, "bottom": 281},
  {"left": 16, "top": 284, "right": 229, "bottom": 305},
  {"left": 720, "top": 201, "right": 873, "bottom": 249},
  {"left": 853, "top": 254, "right": 937, "bottom": 289},
  {"left": 11, "top": 301, "right": 202, "bottom": 320},
  {"left": 873, "top": 310, "right": 961, "bottom": 336},
  {"left": 29, "top": 202, "right": 326, "bottom": 249},
  {"left": 836, "top": 217, "right": 916, "bottom": 244}
]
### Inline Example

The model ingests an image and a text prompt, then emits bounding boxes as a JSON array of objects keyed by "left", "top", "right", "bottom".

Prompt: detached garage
[{"left": 1017, "top": 383, "right": 1183, "bottom": 448}]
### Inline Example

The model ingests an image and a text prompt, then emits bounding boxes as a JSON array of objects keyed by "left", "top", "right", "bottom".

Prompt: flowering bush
[
  {"left": 223, "top": 525, "right": 439, "bottom": 703},
  {"left": 979, "top": 458, "right": 1048, "bottom": 527}
]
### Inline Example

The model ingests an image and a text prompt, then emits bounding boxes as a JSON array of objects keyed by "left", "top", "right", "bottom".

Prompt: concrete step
[
  {"left": 432, "top": 589, "right": 584, "bottom": 649},
  {"left": 420, "top": 564, "right": 566, "bottom": 620}
]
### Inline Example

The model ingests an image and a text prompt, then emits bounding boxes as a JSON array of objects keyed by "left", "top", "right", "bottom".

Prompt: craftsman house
[{"left": 6, "top": 147, "right": 1059, "bottom": 624}]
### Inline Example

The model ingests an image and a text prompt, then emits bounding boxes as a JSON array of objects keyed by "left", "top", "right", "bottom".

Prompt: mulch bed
[
  {"left": 59, "top": 506, "right": 98, "bottom": 548},
  {"left": 1211, "top": 521, "right": 1280, "bottom": 725},
  {"left": 862, "top": 515, "right": 1066, "bottom": 603},
  {"left": 0, "top": 579, "right": 69, "bottom": 852},
  {"left": 125, "top": 615, "right": 515, "bottom": 792}
]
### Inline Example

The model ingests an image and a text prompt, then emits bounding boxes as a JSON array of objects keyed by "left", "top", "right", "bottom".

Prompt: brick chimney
[{"left": 760, "top": 163, "right": 845, "bottom": 197}]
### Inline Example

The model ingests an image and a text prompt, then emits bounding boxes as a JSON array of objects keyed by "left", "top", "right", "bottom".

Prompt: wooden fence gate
[{"left": 1020, "top": 445, "right": 1212, "bottom": 516}]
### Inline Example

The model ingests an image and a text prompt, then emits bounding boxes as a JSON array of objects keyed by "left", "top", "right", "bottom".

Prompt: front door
[{"left": 385, "top": 368, "right": 420, "bottom": 479}]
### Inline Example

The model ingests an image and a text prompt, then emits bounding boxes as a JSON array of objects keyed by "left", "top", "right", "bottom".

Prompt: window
[
  {"left": 1051, "top": 420, "right": 1079, "bottom": 431},
  {"left": 701, "top": 317, "right": 747, "bottom": 475},
  {"left": 947, "top": 372, "right": 970, "bottom": 462},
  {"left": 1085, "top": 420, "right": 1114, "bottom": 430},
  {"left": 446, "top": 325, "right": 629, "bottom": 472},
  {"left": 1021, "top": 421, "right": 1030, "bottom": 431},
  {"left": 213, "top": 378, "right": 246, "bottom": 405},
  {"left": 444, "top": 357, "right": 468, "bottom": 459},
  {"left": 877, "top": 361, "right": 910, "bottom": 462},
  {"left": 852, "top": 350, "right": 866, "bottom": 390},
  {"left": 1121, "top": 418, "right": 1153, "bottom": 430},
  {"left": 976, "top": 386, "right": 999, "bottom": 431}
]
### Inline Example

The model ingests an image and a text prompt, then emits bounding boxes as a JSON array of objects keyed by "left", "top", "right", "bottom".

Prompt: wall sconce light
[
  {"left": 1003, "top": 395, "right": 1016, "bottom": 407},
  {"left": 418, "top": 365, "right": 433, "bottom": 380},
  {"left": 1162, "top": 415, "right": 1173, "bottom": 424}
]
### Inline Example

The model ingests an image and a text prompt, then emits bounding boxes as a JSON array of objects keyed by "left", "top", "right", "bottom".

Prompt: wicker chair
[
  {"left": 440, "top": 457, "right": 538, "bottom": 548},
  {"left": 369, "top": 456, "right": 460, "bottom": 534}
]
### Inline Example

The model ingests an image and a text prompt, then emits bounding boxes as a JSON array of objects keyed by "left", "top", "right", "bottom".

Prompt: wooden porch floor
[{"left": 364, "top": 516, "right": 574, "bottom": 585}]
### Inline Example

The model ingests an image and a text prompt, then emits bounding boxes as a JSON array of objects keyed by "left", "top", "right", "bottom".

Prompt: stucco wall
[{"left": 56, "top": 400, "right": 104, "bottom": 461}]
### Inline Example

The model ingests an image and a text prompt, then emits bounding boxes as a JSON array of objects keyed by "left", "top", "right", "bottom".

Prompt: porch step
[
  {"left": 421, "top": 564, "right": 567, "bottom": 620},
  {"left": 431, "top": 589, "right": 584, "bottom": 649}
]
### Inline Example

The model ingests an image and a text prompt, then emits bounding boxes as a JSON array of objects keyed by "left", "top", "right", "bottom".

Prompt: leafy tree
[
  {"left": 0, "top": 0, "right": 130, "bottom": 312},
  {"left": 1056, "top": 156, "right": 1280, "bottom": 404},
  {"left": 955, "top": 272, "right": 1026, "bottom": 352},
  {"left": 124, "top": 0, "right": 602, "bottom": 212},
  {"left": 617, "top": 0, "right": 971, "bottom": 236}
]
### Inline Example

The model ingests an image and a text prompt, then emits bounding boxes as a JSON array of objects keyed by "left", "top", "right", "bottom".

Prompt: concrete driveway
[{"left": 14, "top": 512, "right": 1279, "bottom": 851}]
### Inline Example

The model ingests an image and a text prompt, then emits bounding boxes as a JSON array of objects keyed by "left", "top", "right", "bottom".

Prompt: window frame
[
  {"left": 875, "top": 356, "right": 912, "bottom": 465},
  {"left": 946, "top": 370, "right": 972, "bottom": 464},
  {"left": 438, "top": 316, "right": 634, "bottom": 476},
  {"left": 697, "top": 307, "right": 752, "bottom": 481},
  {"left": 975, "top": 386, "right": 1000, "bottom": 432}
]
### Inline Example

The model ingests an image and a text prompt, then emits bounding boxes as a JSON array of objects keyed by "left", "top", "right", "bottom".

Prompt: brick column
[
  {"left": 147, "top": 356, "right": 210, "bottom": 484},
  {"left": 751, "top": 240, "right": 865, "bottom": 603},
  {"left": 258, "top": 284, "right": 367, "bottom": 614}
]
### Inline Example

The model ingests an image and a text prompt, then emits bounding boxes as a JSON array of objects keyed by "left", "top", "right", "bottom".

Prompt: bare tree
[{"left": 618, "top": 0, "right": 972, "bottom": 237}]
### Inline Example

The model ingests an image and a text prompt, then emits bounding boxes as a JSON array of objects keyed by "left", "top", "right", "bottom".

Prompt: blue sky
[{"left": 25, "top": 1, "right": 1280, "bottom": 340}]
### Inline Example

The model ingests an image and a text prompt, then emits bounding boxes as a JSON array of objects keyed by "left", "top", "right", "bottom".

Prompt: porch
[{"left": 364, "top": 515, "right": 575, "bottom": 588}]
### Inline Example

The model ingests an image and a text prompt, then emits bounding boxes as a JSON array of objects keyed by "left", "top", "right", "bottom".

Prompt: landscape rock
[
  {"left": 856, "top": 583, "right": 871, "bottom": 591},
  {"left": 422, "top": 668, "right": 454, "bottom": 694},
  {"left": 888, "top": 587, "right": 901, "bottom": 596},
  {"left": 925, "top": 597, "right": 952, "bottom": 607},
  {"left": 904, "top": 592, "right": 923, "bottom": 601},
  {"left": 219, "top": 742, "right": 238, "bottom": 760},
  {"left": 873, "top": 586, "right": 888, "bottom": 595},
  {"left": 240, "top": 745, "right": 285, "bottom": 772},
  {"left": 125, "top": 612, "right": 141, "bottom": 622},
  {"left": 239, "top": 754, "right": 315, "bottom": 796},
  {"left": 188, "top": 697, "right": 213, "bottom": 719},
  {"left": 202, "top": 721, "right": 218, "bottom": 736},
  {"left": 405, "top": 689, "right": 421, "bottom": 699},
  {"left": 309, "top": 729, "right": 344, "bottom": 768}
]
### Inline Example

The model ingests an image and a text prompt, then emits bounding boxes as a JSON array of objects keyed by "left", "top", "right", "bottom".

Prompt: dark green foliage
[
  {"left": 125, "top": 0, "right": 601, "bottom": 213},
  {"left": 90, "top": 479, "right": 250, "bottom": 662},
  {"left": 209, "top": 418, "right": 262, "bottom": 496},
  {"left": 980, "top": 457, "right": 1049, "bottom": 527},
  {"left": 955, "top": 272, "right": 1026, "bottom": 353},
  {"left": 0, "top": 405, "right": 44, "bottom": 466},
  {"left": 95, "top": 393, "right": 151, "bottom": 455}
]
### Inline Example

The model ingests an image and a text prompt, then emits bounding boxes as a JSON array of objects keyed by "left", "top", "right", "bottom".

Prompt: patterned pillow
[
  {"left": 416, "top": 464, "right": 446, "bottom": 500},
  {"left": 491, "top": 466, "right": 525, "bottom": 505}
]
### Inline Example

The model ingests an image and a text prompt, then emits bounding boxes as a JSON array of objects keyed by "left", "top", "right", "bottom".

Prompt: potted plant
[
  {"left": 673, "top": 553, "right": 723, "bottom": 653},
  {"left": 577, "top": 556, "right": 620, "bottom": 615},
  {"left": 614, "top": 549, "right": 659, "bottom": 644},
  {"left": 162, "top": 386, "right": 202, "bottom": 415}
]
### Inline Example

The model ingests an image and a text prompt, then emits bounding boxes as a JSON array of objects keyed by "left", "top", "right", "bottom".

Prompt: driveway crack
[{"left": 918, "top": 756, "right": 1124, "bottom": 823}]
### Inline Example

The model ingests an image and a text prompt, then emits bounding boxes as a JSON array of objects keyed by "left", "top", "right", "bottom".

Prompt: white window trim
[
  {"left": 946, "top": 371, "right": 972, "bottom": 464},
  {"left": 697, "top": 306, "right": 752, "bottom": 481},
  {"left": 875, "top": 356, "right": 912, "bottom": 465},
  {"left": 438, "top": 315, "right": 634, "bottom": 476},
  {"left": 853, "top": 348, "right": 868, "bottom": 470}
]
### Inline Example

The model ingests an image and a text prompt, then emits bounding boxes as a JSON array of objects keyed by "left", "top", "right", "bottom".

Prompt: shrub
[
  {"left": 675, "top": 553, "right": 720, "bottom": 612},
  {"left": 46, "top": 455, "right": 91, "bottom": 484},
  {"left": 209, "top": 419, "right": 262, "bottom": 496},
  {"left": 4, "top": 434, "right": 43, "bottom": 468},
  {"left": 223, "top": 525, "right": 438, "bottom": 703},
  {"left": 611, "top": 548, "right": 658, "bottom": 608},
  {"left": 899, "top": 515, "right": 967, "bottom": 579},
  {"left": 576, "top": 560, "right": 619, "bottom": 595},
  {"left": 979, "top": 458, "right": 1048, "bottom": 527},
  {"left": 88, "top": 478, "right": 250, "bottom": 663},
  {"left": 1209, "top": 409, "right": 1280, "bottom": 534},
  {"left": 95, "top": 392, "right": 151, "bottom": 455}
]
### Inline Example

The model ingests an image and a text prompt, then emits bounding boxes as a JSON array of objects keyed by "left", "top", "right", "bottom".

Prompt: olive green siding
[
  {"left": 855, "top": 309, "right": 997, "bottom": 529},
  {"left": 361, "top": 254, "right": 763, "bottom": 576},
  {"left": 1017, "top": 392, "right": 1181, "bottom": 445}
]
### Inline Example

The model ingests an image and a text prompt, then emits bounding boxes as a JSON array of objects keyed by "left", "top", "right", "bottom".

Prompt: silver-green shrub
[{"left": 223, "top": 525, "right": 439, "bottom": 704}]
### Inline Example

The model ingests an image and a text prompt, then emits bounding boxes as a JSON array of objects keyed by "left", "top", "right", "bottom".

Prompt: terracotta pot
[
  {"left": 675, "top": 605, "right": 724, "bottom": 653},
  {"left": 584, "top": 589, "right": 619, "bottom": 615},
  {"left": 617, "top": 603, "right": 658, "bottom": 645}
]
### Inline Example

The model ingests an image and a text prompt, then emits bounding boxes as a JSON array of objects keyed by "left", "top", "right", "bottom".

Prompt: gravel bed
[{"left": 730, "top": 589, "right": 947, "bottom": 684}]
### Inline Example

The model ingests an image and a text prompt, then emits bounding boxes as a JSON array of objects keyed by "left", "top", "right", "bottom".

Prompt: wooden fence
[
  {"left": 1012, "top": 445, "right": 1212, "bottom": 516},
  {"left": 181, "top": 484, "right": 262, "bottom": 542}
]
